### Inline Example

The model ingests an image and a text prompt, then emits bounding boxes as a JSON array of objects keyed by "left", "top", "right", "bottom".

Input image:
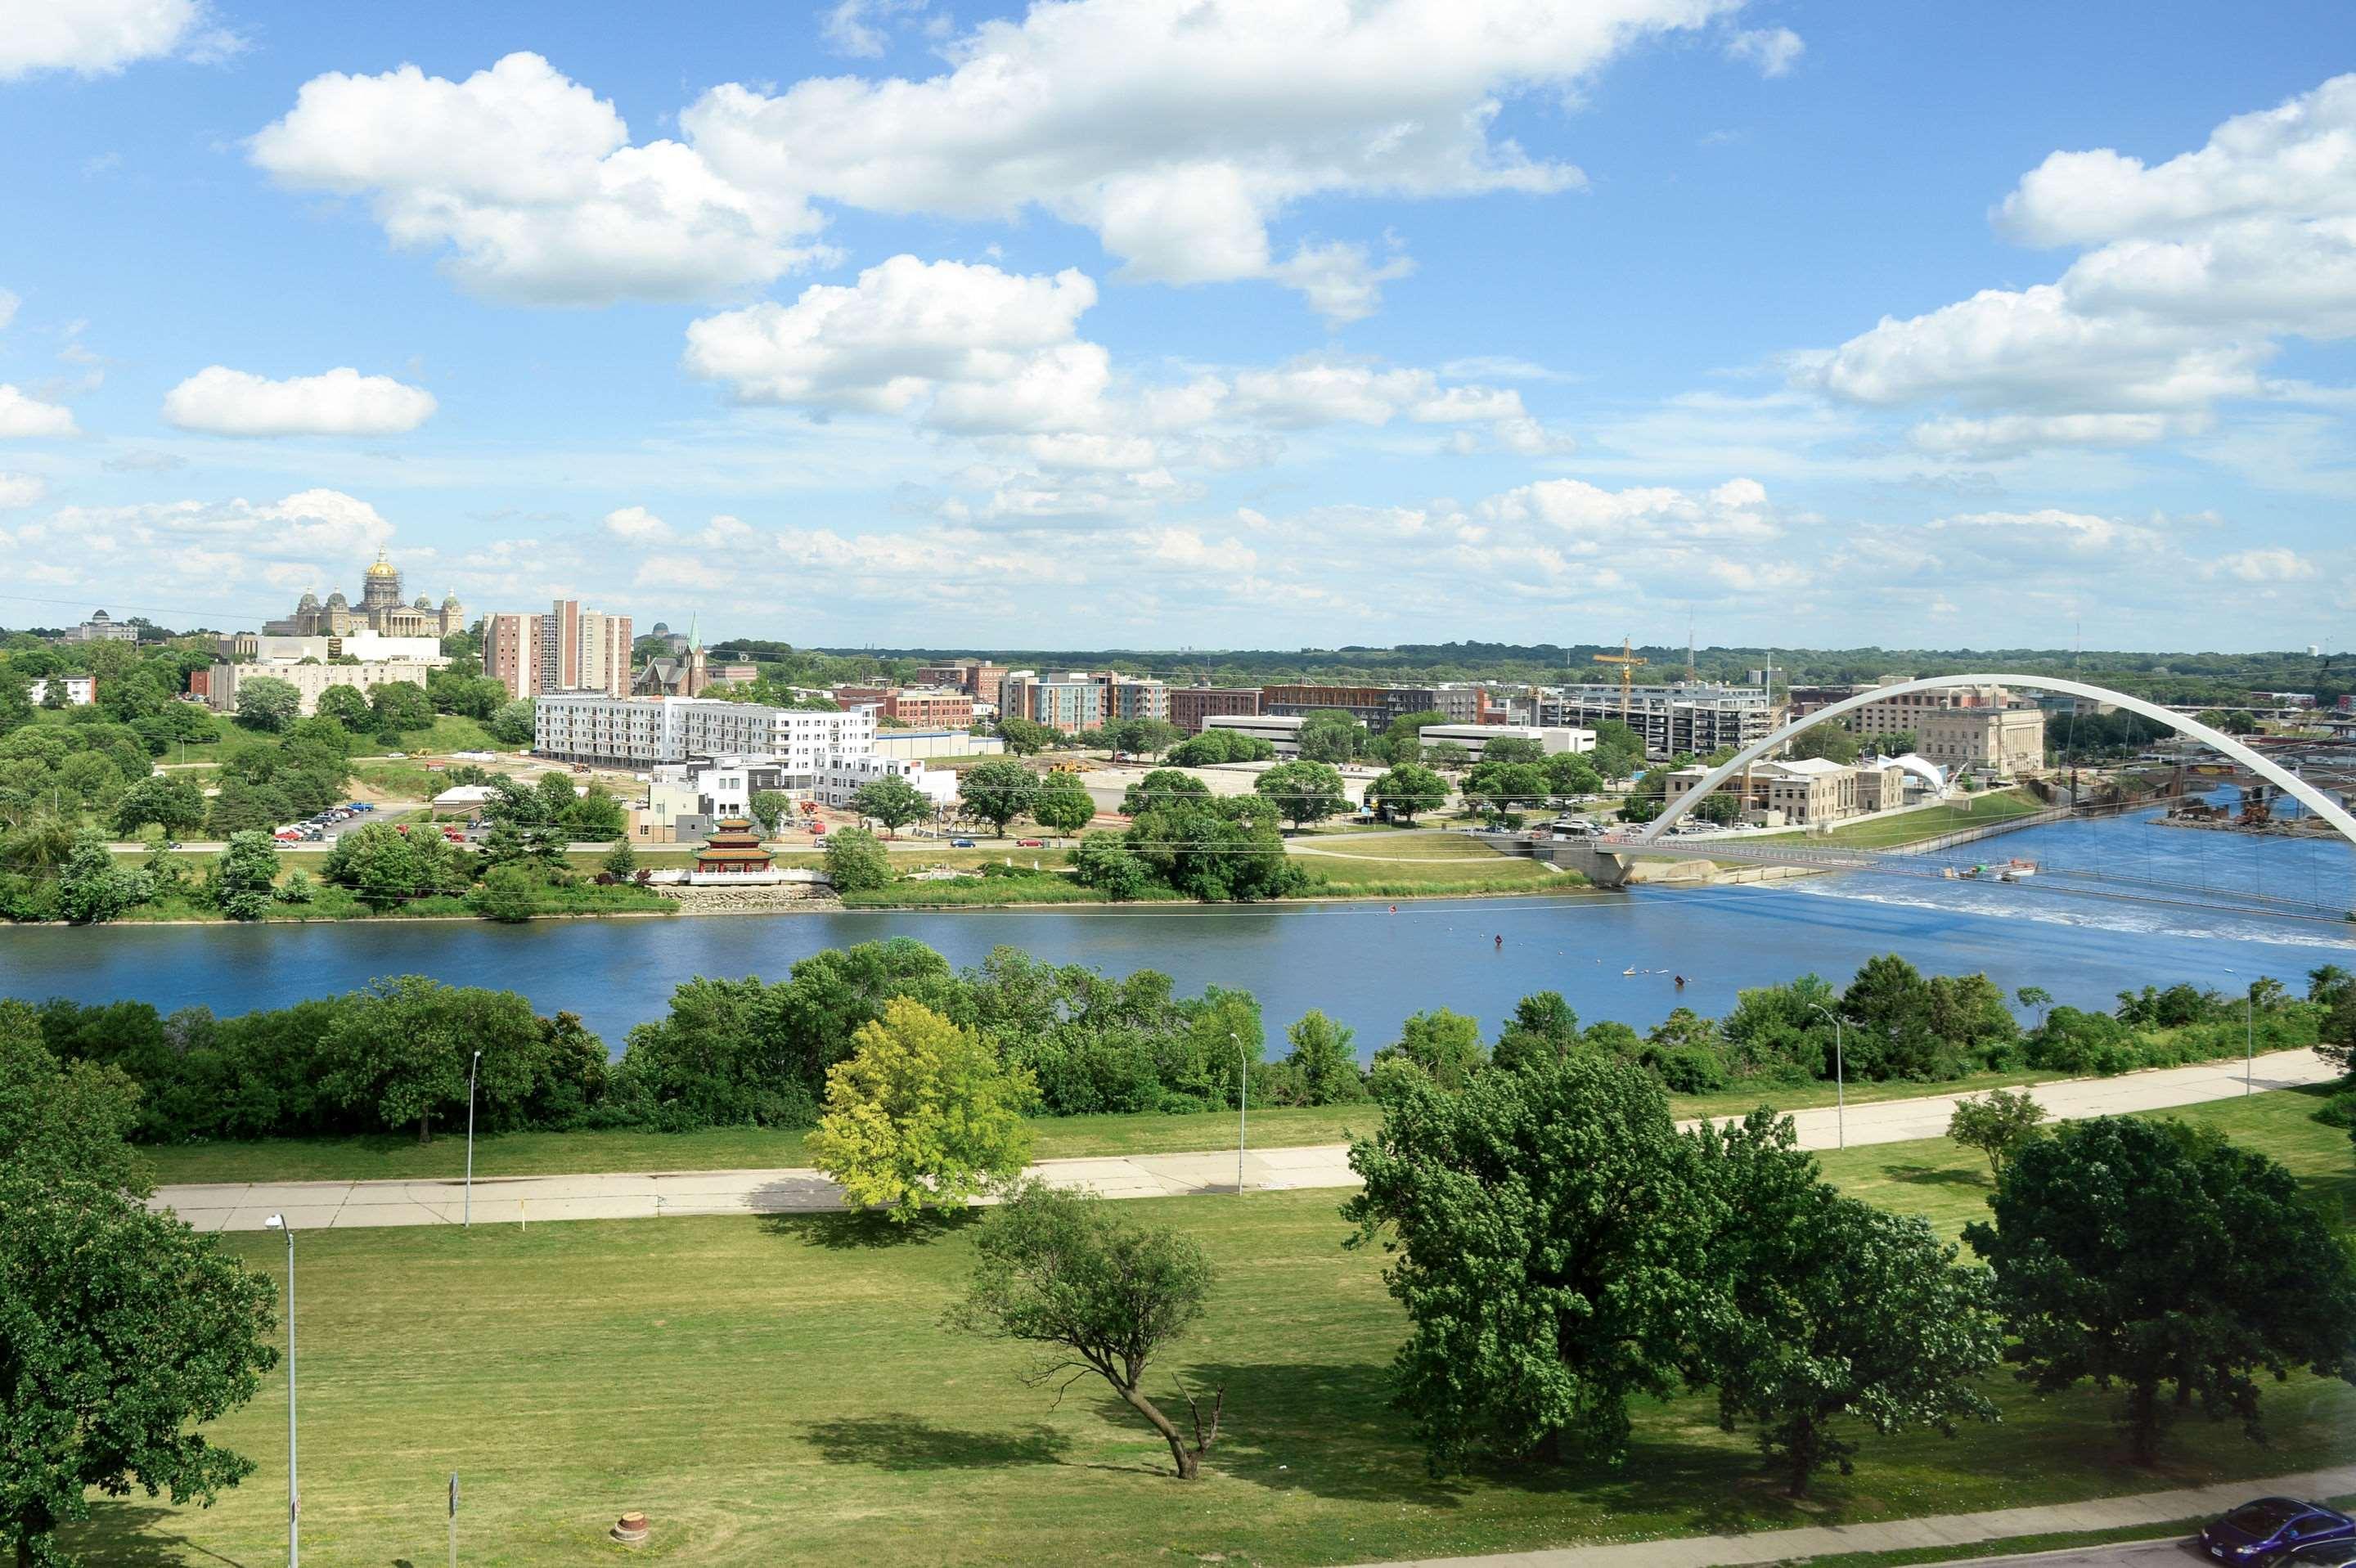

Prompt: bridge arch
[{"left": 1634, "top": 673, "right": 2356, "bottom": 849}]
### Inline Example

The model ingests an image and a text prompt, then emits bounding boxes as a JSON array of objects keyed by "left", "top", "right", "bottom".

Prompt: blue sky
[{"left": 2, "top": 0, "right": 2352, "bottom": 652}]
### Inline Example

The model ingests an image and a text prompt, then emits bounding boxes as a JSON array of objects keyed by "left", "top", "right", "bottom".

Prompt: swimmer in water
[
  {"left": 1494, "top": 933, "right": 1503, "bottom": 949},
  {"left": 1674, "top": 973, "right": 1686, "bottom": 990}
]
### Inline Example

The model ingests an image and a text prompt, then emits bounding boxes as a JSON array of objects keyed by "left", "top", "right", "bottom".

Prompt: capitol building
[{"left": 264, "top": 550, "right": 465, "bottom": 640}]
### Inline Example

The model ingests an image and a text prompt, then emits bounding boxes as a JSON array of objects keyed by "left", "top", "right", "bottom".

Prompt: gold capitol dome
[{"left": 364, "top": 550, "right": 400, "bottom": 578}]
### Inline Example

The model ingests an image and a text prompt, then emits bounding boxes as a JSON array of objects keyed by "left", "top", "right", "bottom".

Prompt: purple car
[{"left": 2201, "top": 1498, "right": 2356, "bottom": 1563}]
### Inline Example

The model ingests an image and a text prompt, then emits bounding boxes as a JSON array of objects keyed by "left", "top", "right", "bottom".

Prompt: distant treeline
[
  {"left": 11, "top": 945, "right": 2350, "bottom": 1148},
  {"left": 815, "top": 641, "right": 2352, "bottom": 706}
]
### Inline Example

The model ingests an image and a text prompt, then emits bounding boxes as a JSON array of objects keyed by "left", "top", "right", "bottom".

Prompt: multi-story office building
[
  {"left": 1259, "top": 684, "right": 1484, "bottom": 728},
  {"left": 835, "top": 685, "right": 975, "bottom": 728},
  {"left": 1540, "top": 683, "right": 1771, "bottom": 760},
  {"left": 1918, "top": 705, "right": 2047, "bottom": 779},
  {"left": 218, "top": 631, "right": 447, "bottom": 665},
  {"left": 533, "top": 694, "right": 876, "bottom": 766},
  {"left": 1202, "top": 713, "right": 1306, "bottom": 757},
  {"left": 485, "top": 601, "right": 634, "bottom": 701},
  {"left": 915, "top": 659, "right": 1008, "bottom": 700},
  {"left": 1419, "top": 723, "right": 1594, "bottom": 760},
  {"left": 1169, "top": 685, "right": 1262, "bottom": 733}
]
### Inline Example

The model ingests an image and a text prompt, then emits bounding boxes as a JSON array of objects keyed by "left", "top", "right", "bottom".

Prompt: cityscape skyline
[{"left": 1, "top": 1, "right": 2353, "bottom": 653}]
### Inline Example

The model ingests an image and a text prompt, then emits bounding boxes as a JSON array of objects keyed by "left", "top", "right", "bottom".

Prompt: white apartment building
[
  {"left": 1419, "top": 723, "right": 1594, "bottom": 760},
  {"left": 533, "top": 694, "right": 878, "bottom": 767},
  {"left": 221, "top": 631, "right": 447, "bottom": 666},
  {"left": 27, "top": 676, "right": 96, "bottom": 706},
  {"left": 203, "top": 658, "right": 431, "bottom": 717},
  {"left": 817, "top": 753, "right": 958, "bottom": 811},
  {"left": 1539, "top": 683, "right": 1770, "bottom": 760}
]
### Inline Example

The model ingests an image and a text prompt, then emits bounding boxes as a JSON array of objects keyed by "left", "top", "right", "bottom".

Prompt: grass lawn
[
  {"left": 1809, "top": 788, "right": 2046, "bottom": 851},
  {"left": 78, "top": 1092, "right": 2356, "bottom": 1565},
  {"left": 139, "top": 1104, "right": 1383, "bottom": 1185},
  {"left": 137, "top": 1051, "right": 2302, "bottom": 1186}
]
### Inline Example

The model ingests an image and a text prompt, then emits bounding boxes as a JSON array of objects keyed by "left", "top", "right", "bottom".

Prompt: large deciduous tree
[
  {"left": 1029, "top": 773, "right": 1097, "bottom": 838},
  {"left": 1344, "top": 1053, "right": 1712, "bottom": 1471},
  {"left": 1296, "top": 709, "right": 1365, "bottom": 764},
  {"left": 232, "top": 676, "right": 300, "bottom": 732},
  {"left": 315, "top": 975, "right": 546, "bottom": 1143},
  {"left": 1253, "top": 760, "right": 1349, "bottom": 829},
  {"left": 949, "top": 1180, "right": 1222, "bottom": 1478},
  {"left": 1696, "top": 1112, "right": 2001, "bottom": 1496},
  {"left": 960, "top": 759, "right": 1039, "bottom": 838},
  {"left": 848, "top": 774, "right": 932, "bottom": 838},
  {"left": 1367, "top": 762, "right": 1446, "bottom": 823},
  {"left": 109, "top": 775, "right": 206, "bottom": 838},
  {"left": 209, "top": 830, "right": 281, "bottom": 922},
  {"left": 1964, "top": 1116, "right": 2356, "bottom": 1463},
  {"left": 808, "top": 998, "right": 1035, "bottom": 1221}
]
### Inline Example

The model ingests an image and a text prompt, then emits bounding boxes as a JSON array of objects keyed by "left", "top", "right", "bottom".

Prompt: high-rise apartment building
[
  {"left": 484, "top": 600, "right": 634, "bottom": 701},
  {"left": 1169, "top": 685, "right": 1261, "bottom": 733}
]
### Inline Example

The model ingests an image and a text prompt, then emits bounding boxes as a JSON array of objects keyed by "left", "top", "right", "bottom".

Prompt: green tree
[
  {"left": 321, "top": 820, "right": 430, "bottom": 909},
  {"left": 1122, "top": 768, "right": 1208, "bottom": 816},
  {"left": 1071, "top": 831, "right": 1153, "bottom": 900},
  {"left": 949, "top": 1180, "right": 1223, "bottom": 1477},
  {"left": 0, "top": 1001, "right": 147, "bottom": 1193},
  {"left": 210, "top": 830, "right": 281, "bottom": 922},
  {"left": 315, "top": 976, "right": 548, "bottom": 1143},
  {"left": 1123, "top": 792, "right": 1302, "bottom": 902},
  {"left": 1789, "top": 724, "right": 1861, "bottom": 764},
  {"left": 1254, "top": 759, "right": 1349, "bottom": 829},
  {"left": 1284, "top": 1010, "right": 1366, "bottom": 1103},
  {"left": 1030, "top": 773, "right": 1098, "bottom": 838},
  {"left": 313, "top": 685, "right": 374, "bottom": 730},
  {"left": 1493, "top": 991, "right": 1580, "bottom": 1072},
  {"left": 848, "top": 774, "right": 933, "bottom": 838},
  {"left": 1480, "top": 735, "right": 1546, "bottom": 766},
  {"left": 366, "top": 680, "right": 434, "bottom": 736},
  {"left": 110, "top": 774, "right": 206, "bottom": 838},
  {"left": 1543, "top": 752, "right": 1603, "bottom": 801},
  {"left": 2014, "top": 984, "right": 2054, "bottom": 1029},
  {"left": 1463, "top": 760, "right": 1550, "bottom": 824},
  {"left": 1946, "top": 1087, "right": 2049, "bottom": 1177},
  {"left": 823, "top": 825, "right": 892, "bottom": 892},
  {"left": 959, "top": 758, "right": 1039, "bottom": 838},
  {"left": 601, "top": 838, "right": 639, "bottom": 879},
  {"left": 1345, "top": 1053, "right": 1711, "bottom": 1470},
  {"left": 0, "top": 672, "right": 30, "bottom": 739},
  {"left": 1372, "top": 1008, "right": 1487, "bottom": 1091},
  {"left": 1422, "top": 739, "right": 1471, "bottom": 772},
  {"left": 488, "top": 699, "right": 536, "bottom": 745},
  {"left": 232, "top": 676, "right": 300, "bottom": 732},
  {"left": 1697, "top": 1113, "right": 2002, "bottom": 1496},
  {"left": 994, "top": 716, "right": 1058, "bottom": 755},
  {"left": 1166, "top": 730, "right": 1274, "bottom": 766},
  {"left": 808, "top": 998, "right": 1035, "bottom": 1220},
  {"left": 1965, "top": 1116, "right": 2356, "bottom": 1463},
  {"left": 749, "top": 788, "right": 792, "bottom": 836},
  {"left": 56, "top": 831, "right": 152, "bottom": 925},
  {"left": 1296, "top": 708, "right": 1365, "bottom": 764},
  {"left": 467, "top": 862, "right": 541, "bottom": 922},
  {"left": 1367, "top": 762, "right": 1447, "bottom": 824},
  {"left": 0, "top": 1175, "right": 277, "bottom": 1568}
]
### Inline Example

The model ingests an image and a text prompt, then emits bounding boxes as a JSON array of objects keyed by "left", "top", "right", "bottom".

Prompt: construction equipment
[{"left": 1595, "top": 637, "right": 1648, "bottom": 722}]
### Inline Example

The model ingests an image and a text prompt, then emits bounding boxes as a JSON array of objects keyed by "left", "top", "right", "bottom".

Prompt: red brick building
[{"left": 1169, "top": 685, "right": 1262, "bottom": 733}]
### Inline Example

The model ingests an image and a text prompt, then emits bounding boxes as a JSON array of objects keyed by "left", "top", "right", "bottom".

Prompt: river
[{"left": 2, "top": 800, "right": 2349, "bottom": 1057}]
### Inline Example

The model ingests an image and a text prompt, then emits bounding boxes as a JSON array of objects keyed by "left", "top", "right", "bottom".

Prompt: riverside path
[{"left": 149, "top": 1047, "right": 2338, "bottom": 1233}]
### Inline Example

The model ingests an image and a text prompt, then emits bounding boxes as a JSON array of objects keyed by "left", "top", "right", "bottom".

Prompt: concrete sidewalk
[
  {"left": 149, "top": 1047, "right": 2338, "bottom": 1233},
  {"left": 1350, "top": 1462, "right": 2356, "bottom": 1566}
]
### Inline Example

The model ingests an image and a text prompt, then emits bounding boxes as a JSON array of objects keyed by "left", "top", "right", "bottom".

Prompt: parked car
[
  {"left": 384, "top": 752, "right": 407, "bottom": 759},
  {"left": 2200, "top": 1499, "right": 2356, "bottom": 1562},
  {"left": 951, "top": 838, "right": 975, "bottom": 847},
  {"left": 2285, "top": 1544, "right": 2356, "bottom": 1568},
  {"left": 1017, "top": 838, "right": 1044, "bottom": 847}
]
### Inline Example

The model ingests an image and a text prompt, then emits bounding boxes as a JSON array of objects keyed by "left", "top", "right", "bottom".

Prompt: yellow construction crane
[{"left": 1595, "top": 636, "right": 1647, "bottom": 722}]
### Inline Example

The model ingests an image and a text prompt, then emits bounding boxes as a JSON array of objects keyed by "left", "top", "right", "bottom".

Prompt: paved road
[
  {"left": 150, "top": 1047, "right": 2338, "bottom": 1233},
  {"left": 1347, "top": 1462, "right": 2356, "bottom": 1567},
  {"left": 1938, "top": 1541, "right": 2201, "bottom": 1566}
]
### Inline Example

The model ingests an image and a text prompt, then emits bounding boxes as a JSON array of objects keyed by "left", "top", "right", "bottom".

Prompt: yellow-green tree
[{"left": 810, "top": 999, "right": 1036, "bottom": 1222}]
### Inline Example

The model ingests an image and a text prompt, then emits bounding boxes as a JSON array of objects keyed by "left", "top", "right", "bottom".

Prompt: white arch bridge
[{"left": 1571, "top": 674, "right": 2356, "bottom": 922}]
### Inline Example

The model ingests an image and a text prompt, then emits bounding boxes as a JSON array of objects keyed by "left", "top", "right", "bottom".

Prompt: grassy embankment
[
  {"left": 135, "top": 1049, "right": 2282, "bottom": 1185},
  {"left": 78, "top": 1086, "right": 2356, "bottom": 1566},
  {"left": 1808, "top": 786, "right": 2047, "bottom": 850}
]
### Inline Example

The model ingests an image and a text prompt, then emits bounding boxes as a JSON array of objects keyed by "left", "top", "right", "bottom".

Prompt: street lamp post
[
  {"left": 1231, "top": 1031, "right": 1248, "bottom": 1196},
  {"left": 465, "top": 1049, "right": 482, "bottom": 1226},
  {"left": 2223, "top": 968, "right": 2255, "bottom": 1096},
  {"left": 1808, "top": 1003, "right": 1846, "bottom": 1150},
  {"left": 262, "top": 1214, "right": 299, "bottom": 1566}
]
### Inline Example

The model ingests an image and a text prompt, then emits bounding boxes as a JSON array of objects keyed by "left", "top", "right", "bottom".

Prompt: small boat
[
  {"left": 2004, "top": 858, "right": 2039, "bottom": 878},
  {"left": 1622, "top": 966, "right": 1638, "bottom": 976},
  {"left": 1958, "top": 865, "right": 1983, "bottom": 880}
]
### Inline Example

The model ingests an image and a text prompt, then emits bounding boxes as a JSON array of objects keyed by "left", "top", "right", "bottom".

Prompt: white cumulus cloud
[
  {"left": 161, "top": 366, "right": 438, "bottom": 437},
  {"left": 257, "top": 1, "right": 1749, "bottom": 319},
  {"left": 1803, "top": 74, "right": 2356, "bottom": 452},
  {"left": 600, "top": 505, "right": 672, "bottom": 542},
  {"left": 249, "top": 53, "right": 828, "bottom": 306},
  {"left": 0, "top": 385, "right": 78, "bottom": 438},
  {"left": 0, "top": 0, "right": 220, "bottom": 82},
  {"left": 1726, "top": 26, "right": 1803, "bottom": 77},
  {"left": 0, "top": 472, "right": 47, "bottom": 508}
]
